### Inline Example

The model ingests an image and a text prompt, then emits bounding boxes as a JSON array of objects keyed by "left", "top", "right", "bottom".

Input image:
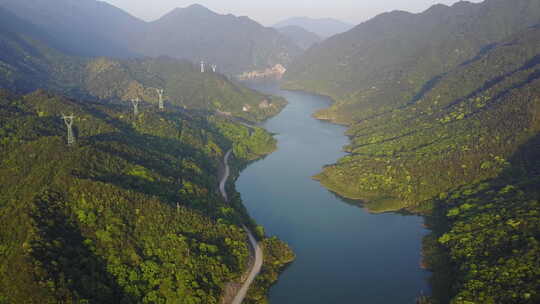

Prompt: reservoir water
[{"left": 238, "top": 83, "right": 430, "bottom": 304}]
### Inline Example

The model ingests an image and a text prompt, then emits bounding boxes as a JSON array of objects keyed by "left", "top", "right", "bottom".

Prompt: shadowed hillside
[
  {"left": 0, "top": 0, "right": 301, "bottom": 74},
  {"left": 0, "top": 6, "right": 287, "bottom": 123},
  {"left": 0, "top": 88, "right": 293, "bottom": 304}
]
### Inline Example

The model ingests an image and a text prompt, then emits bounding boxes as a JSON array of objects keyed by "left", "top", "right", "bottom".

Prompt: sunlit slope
[
  {"left": 314, "top": 26, "right": 540, "bottom": 211},
  {"left": 285, "top": 5, "right": 540, "bottom": 300},
  {"left": 0, "top": 89, "right": 293, "bottom": 303},
  {"left": 0, "top": 6, "right": 286, "bottom": 123},
  {"left": 424, "top": 131, "right": 540, "bottom": 304},
  {"left": 284, "top": 0, "right": 540, "bottom": 124}
]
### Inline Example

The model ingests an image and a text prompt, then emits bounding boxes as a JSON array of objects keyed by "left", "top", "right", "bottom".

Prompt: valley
[
  {"left": 282, "top": 0, "right": 540, "bottom": 302},
  {"left": 237, "top": 84, "right": 429, "bottom": 303},
  {"left": 0, "top": 0, "right": 539, "bottom": 303}
]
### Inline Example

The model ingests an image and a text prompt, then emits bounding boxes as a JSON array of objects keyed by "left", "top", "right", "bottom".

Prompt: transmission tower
[
  {"left": 156, "top": 88, "right": 165, "bottom": 111},
  {"left": 131, "top": 97, "right": 140, "bottom": 116},
  {"left": 62, "top": 114, "right": 76, "bottom": 145}
]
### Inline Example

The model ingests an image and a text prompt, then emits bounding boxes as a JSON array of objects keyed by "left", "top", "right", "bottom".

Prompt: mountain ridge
[
  {"left": 276, "top": 25, "right": 321, "bottom": 50},
  {"left": 0, "top": 5, "right": 294, "bottom": 303},
  {"left": 284, "top": 0, "right": 540, "bottom": 123},
  {"left": 283, "top": 1, "right": 540, "bottom": 302},
  {"left": 0, "top": 6, "right": 287, "bottom": 123},
  {"left": 0, "top": 0, "right": 301, "bottom": 74},
  {"left": 273, "top": 16, "right": 354, "bottom": 38}
]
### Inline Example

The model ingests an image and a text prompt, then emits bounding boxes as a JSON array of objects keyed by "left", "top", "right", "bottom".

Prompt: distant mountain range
[
  {"left": 285, "top": 0, "right": 540, "bottom": 123},
  {"left": 0, "top": 6, "right": 285, "bottom": 122},
  {"left": 132, "top": 4, "right": 302, "bottom": 74},
  {"left": 0, "top": 0, "right": 143, "bottom": 57},
  {"left": 0, "top": 0, "right": 302, "bottom": 74},
  {"left": 273, "top": 17, "right": 354, "bottom": 38},
  {"left": 276, "top": 25, "right": 321, "bottom": 50}
]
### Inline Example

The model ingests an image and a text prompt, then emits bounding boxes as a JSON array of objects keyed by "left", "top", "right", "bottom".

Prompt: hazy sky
[{"left": 101, "top": 0, "right": 483, "bottom": 25}]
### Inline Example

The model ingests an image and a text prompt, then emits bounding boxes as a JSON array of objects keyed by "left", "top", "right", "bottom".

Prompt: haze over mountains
[
  {"left": 0, "top": 0, "right": 143, "bottom": 57},
  {"left": 1, "top": 0, "right": 540, "bottom": 303},
  {"left": 0, "top": 0, "right": 303, "bottom": 74},
  {"left": 285, "top": 0, "right": 540, "bottom": 122},
  {"left": 0, "top": 4, "right": 288, "bottom": 120},
  {"left": 273, "top": 17, "right": 354, "bottom": 38},
  {"left": 133, "top": 4, "right": 302, "bottom": 74},
  {"left": 276, "top": 26, "right": 322, "bottom": 50},
  {"left": 284, "top": 0, "right": 540, "bottom": 207}
]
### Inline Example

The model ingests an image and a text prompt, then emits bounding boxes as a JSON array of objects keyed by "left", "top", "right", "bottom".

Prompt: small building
[{"left": 259, "top": 99, "right": 271, "bottom": 109}]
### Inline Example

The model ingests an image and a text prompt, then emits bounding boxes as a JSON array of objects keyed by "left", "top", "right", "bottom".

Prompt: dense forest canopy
[
  {"left": 0, "top": 3, "right": 294, "bottom": 303},
  {"left": 285, "top": 0, "right": 540, "bottom": 302},
  {"left": 1, "top": 0, "right": 539, "bottom": 302},
  {"left": 0, "top": 6, "right": 287, "bottom": 123},
  {"left": 0, "top": 87, "right": 293, "bottom": 303},
  {"left": 314, "top": 26, "right": 540, "bottom": 212}
]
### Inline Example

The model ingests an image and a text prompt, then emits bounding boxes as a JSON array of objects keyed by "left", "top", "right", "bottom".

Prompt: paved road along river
[
  {"left": 237, "top": 83, "right": 431, "bottom": 303},
  {"left": 218, "top": 150, "right": 263, "bottom": 304}
]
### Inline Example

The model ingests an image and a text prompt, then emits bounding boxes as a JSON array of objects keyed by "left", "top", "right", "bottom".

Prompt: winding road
[{"left": 220, "top": 149, "right": 264, "bottom": 304}]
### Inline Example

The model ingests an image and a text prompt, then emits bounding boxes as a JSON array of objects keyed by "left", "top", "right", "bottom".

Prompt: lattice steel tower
[
  {"left": 156, "top": 88, "right": 165, "bottom": 111},
  {"left": 62, "top": 114, "right": 76, "bottom": 145},
  {"left": 131, "top": 97, "right": 140, "bottom": 116}
]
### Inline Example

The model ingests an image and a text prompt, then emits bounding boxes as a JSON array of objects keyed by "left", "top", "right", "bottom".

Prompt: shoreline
[
  {"left": 235, "top": 84, "right": 430, "bottom": 302},
  {"left": 219, "top": 149, "right": 264, "bottom": 304}
]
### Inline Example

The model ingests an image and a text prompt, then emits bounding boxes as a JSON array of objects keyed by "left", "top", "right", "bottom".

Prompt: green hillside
[
  {"left": 423, "top": 132, "right": 540, "bottom": 304},
  {"left": 284, "top": 0, "right": 540, "bottom": 124},
  {"left": 284, "top": 0, "right": 540, "bottom": 302},
  {"left": 0, "top": 89, "right": 293, "bottom": 304},
  {"left": 0, "top": 0, "right": 301, "bottom": 74},
  {"left": 81, "top": 57, "right": 286, "bottom": 122},
  {"left": 315, "top": 24, "right": 540, "bottom": 304},
  {"left": 314, "top": 25, "right": 540, "bottom": 212},
  {"left": 0, "top": 6, "right": 295, "bottom": 303},
  {"left": 0, "top": 6, "right": 286, "bottom": 123}
]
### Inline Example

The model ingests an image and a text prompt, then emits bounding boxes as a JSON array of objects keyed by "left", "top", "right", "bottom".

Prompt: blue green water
[{"left": 237, "top": 83, "right": 430, "bottom": 304}]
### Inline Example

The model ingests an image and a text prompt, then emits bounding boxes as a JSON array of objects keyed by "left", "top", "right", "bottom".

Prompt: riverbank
[
  {"left": 237, "top": 83, "right": 429, "bottom": 303},
  {"left": 219, "top": 149, "right": 263, "bottom": 304},
  {"left": 219, "top": 141, "right": 295, "bottom": 304}
]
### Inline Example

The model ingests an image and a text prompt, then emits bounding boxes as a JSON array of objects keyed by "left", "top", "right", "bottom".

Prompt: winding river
[{"left": 238, "top": 83, "right": 430, "bottom": 304}]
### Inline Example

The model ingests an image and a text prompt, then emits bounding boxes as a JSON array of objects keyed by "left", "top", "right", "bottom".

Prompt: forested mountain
[
  {"left": 2, "top": 0, "right": 539, "bottom": 302},
  {"left": 276, "top": 25, "right": 322, "bottom": 50},
  {"left": 424, "top": 132, "right": 540, "bottom": 303},
  {"left": 0, "top": 0, "right": 301, "bottom": 74},
  {"left": 0, "top": 6, "right": 286, "bottom": 123},
  {"left": 285, "top": 0, "right": 540, "bottom": 123},
  {"left": 0, "top": 4, "right": 296, "bottom": 303},
  {"left": 315, "top": 25, "right": 540, "bottom": 211},
  {"left": 0, "top": 0, "right": 142, "bottom": 57},
  {"left": 134, "top": 4, "right": 302, "bottom": 74},
  {"left": 284, "top": 0, "right": 540, "bottom": 302},
  {"left": 284, "top": 0, "right": 540, "bottom": 205},
  {"left": 273, "top": 17, "right": 354, "bottom": 38},
  {"left": 0, "top": 89, "right": 293, "bottom": 304}
]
